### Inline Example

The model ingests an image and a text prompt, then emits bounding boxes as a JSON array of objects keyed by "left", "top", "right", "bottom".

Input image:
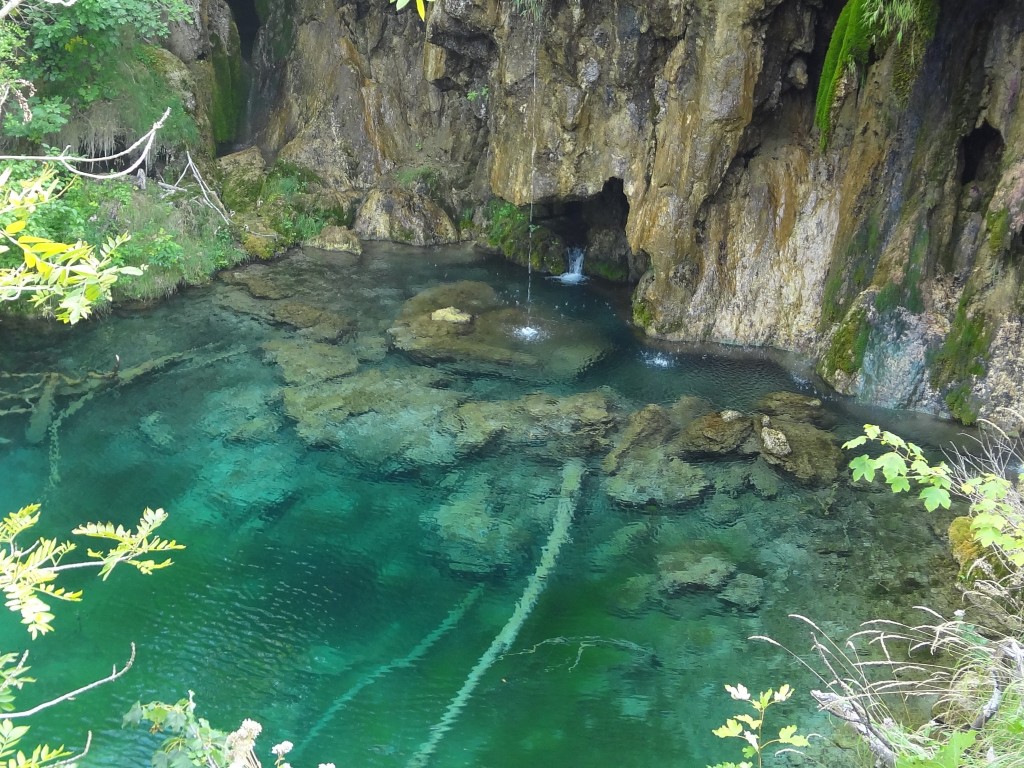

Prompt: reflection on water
[{"left": 0, "top": 243, "right": 962, "bottom": 767}]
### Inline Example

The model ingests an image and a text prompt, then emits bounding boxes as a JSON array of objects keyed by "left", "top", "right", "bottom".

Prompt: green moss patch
[
  {"left": 820, "top": 306, "right": 871, "bottom": 378},
  {"left": 929, "top": 297, "right": 994, "bottom": 424},
  {"left": 484, "top": 198, "right": 564, "bottom": 273}
]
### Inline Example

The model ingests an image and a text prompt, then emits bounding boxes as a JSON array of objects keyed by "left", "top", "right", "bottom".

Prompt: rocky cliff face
[{"left": 203, "top": 0, "right": 1024, "bottom": 424}]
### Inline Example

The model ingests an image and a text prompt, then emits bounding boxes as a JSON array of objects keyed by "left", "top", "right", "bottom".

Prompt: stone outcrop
[{"left": 201, "top": 0, "right": 1024, "bottom": 423}]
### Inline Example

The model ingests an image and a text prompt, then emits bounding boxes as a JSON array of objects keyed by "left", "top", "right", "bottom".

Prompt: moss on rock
[{"left": 819, "top": 306, "right": 870, "bottom": 379}]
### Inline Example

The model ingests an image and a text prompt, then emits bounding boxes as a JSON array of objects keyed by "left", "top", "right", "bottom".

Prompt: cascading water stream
[
  {"left": 514, "top": 7, "right": 542, "bottom": 342},
  {"left": 552, "top": 246, "right": 587, "bottom": 284}
]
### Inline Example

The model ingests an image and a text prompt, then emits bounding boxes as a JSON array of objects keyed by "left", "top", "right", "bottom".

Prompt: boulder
[
  {"left": 754, "top": 391, "right": 831, "bottom": 427},
  {"left": 756, "top": 416, "right": 843, "bottom": 485},
  {"left": 389, "top": 281, "right": 610, "bottom": 381},
  {"left": 306, "top": 225, "right": 362, "bottom": 254},
  {"left": 354, "top": 187, "right": 459, "bottom": 246},
  {"left": 605, "top": 453, "right": 710, "bottom": 509},
  {"left": 217, "top": 146, "right": 266, "bottom": 213},
  {"left": 673, "top": 409, "right": 753, "bottom": 456}
]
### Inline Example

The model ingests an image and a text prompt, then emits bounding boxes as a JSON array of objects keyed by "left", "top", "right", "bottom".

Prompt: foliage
[
  {"left": 0, "top": 165, "right": 142, "bottom": 323},
  {"left": 0, "top": 502, "right": 182, "bottom": 767},
  {"left": 706, "top": 684, "right": 810, "bottom": 768},
  {"left": 484, "top": 197, "right": 564, "bottom": 273},
  {"left": 844, "top": 422, "right": 1024, "bottom": 574},
  {"left": 820, "top": 306, "right": 870, "bottom": 377},
  {"left": 390, "top": 0, "right": 434, "bottom": 22},
  {"left": 816, "top": 0, "right": 938, "bottom": 148},
  {"left": 258, "top": 162, "right": 352, "bottom": 246},
  {"left": 126, "top": 692, "right": 337, "bottom": 768},
  {"left": 396, "top": 166, "right": 444, "bottom": 208},
  {"left": 2, "top": 0, "right": 190, "bottom": 137},
  {"left": 815, "top": 0, "right": 869, "bottom": 149},
  {"left": 2, "top": 504, "right": 183, "bottom": 637}
]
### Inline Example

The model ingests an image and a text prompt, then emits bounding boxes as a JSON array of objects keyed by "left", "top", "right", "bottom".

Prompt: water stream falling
[
  {"left": 552, "top": 246, "right": 588, "bottom": 285},
  {"left": 513, "top": 6, "right": 542, "bottom": 343}
]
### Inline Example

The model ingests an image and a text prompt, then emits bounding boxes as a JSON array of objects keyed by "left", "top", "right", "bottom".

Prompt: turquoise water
[{"left": 0, "top": 244, "right": 963, "bottom": 767}]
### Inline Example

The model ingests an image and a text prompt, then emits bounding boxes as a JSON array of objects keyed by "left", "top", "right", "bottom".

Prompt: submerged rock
[
  {"left": 718, "top": 572, "right": 766, "bottom": 611},
  {"left": 673, "top": 409, "right": 753, "bottom": 456},
  {"left": 754, "top": 391, "right": 831, "bottom": 427},
  {"left": 262, "top": 339, "right": 359, "bottom": 385},
  {"left": 658, "top": 554, "right": 736, "bottom": 594},
  {"left": 389, "top": 281, "right": 610, "bottom": 381},
  {"left": 756, "top": 416, "right": 842, "bottom": 486},
  {"left": 605, "top": 454, "right": 710, "bottom": 509},
  {"left": 221, "top": 265, "right": 296, "bottom": 300},
  {"left": 421, "top": 469, "right": 560, "bottom": 576},
  {"left": 267, "top": 300, "right": 358, "bottom": 342}
]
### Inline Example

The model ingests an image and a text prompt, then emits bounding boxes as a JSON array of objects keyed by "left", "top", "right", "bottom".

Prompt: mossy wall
[{"left": 209, "top": 25, "right": 247, "bottom": 147}]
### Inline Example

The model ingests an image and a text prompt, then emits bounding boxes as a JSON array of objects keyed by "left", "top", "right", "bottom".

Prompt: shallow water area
[{"left": 0, "top": 243, "right": 963, "bottom": 767}]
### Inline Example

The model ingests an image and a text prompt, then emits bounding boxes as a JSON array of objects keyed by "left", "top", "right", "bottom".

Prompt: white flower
[
  {"left": 272, "top": 741, "right": 294, "bottom": 757},
  {"left": 239, "top": 719, "right": 263, "bottom": 739},
  {"left": 318, "top": 764, "right": 337, "bottom": 768}
]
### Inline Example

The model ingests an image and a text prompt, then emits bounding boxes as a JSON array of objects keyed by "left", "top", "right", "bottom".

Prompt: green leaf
[
  {"left": 919, "top": 486, "right": 951, "bottom": 512},
  {"left": 849, "top": 454, "right": 876, "bottom": 483},
  {"left": 713, "top": 719, "right": 743, "bottom": 739}
]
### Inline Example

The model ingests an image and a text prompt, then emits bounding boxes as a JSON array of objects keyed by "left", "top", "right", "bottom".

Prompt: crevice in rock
[
  {"left": 959, "top": 120, "right": 1004, "bottom": 186},
  {"left": 224, "top": 0, "right": 261, "bottom": 60},
  {"left": 535, "top": 178, "right": 642, "bottom": 282}
]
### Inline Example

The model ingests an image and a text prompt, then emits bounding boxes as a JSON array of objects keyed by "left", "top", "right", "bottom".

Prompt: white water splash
[
  {"left": 641, "top": 351, "right": 674, "bottom": 368},
  {"left": 552, "top": 246, "right": 588, "bottom": 284}
]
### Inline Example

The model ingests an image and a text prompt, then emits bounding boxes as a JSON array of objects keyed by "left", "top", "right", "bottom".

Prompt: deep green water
[{"left": 0, "top": 244, "right": 965, "bottom": 767}]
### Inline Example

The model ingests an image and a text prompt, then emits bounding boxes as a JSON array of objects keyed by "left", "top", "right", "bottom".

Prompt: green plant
[
  {"left": 845, "top": 422, "right": 1024, "bottom": 574},
  {"left": 987, "top": 208, "right": 1011, "bottom": 254},
  {"left": 816, "top": 0, "right": 938, "bottom": 148},
  {"left": 0, "top": 166, "right": 141, "bottom": 323},
  {"left": 819, "top": 306, "right": 870, "bottom": 378},
  {"left": 0, "top": 503, "right": 182, "bottom": 767},
  {"left": 466, "top": 86, "right": 489, "bottom": 102},
  {"left": 815, "top": 0, "right": 870, "bottom": 148},
  {"left": 706, "top": 684, "right": 810, "bottom": 768}
]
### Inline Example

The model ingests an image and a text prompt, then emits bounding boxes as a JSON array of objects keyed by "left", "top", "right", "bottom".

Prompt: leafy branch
[
  {"left": 707, "top": 684, "right": 811, "bottom": 768},
  {"left": 0, "top": 504, "right": 183, "bottom": 637},
  {"left": 844, "top": 424, "right": 1024, "bottom": 570}
]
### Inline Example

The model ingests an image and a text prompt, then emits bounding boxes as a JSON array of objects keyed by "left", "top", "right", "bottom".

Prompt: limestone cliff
[{"left": 212, "top": 0, "right": 1024, "bottom": 424}]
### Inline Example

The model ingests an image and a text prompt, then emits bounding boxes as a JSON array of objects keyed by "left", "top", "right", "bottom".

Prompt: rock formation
[{"left": 169, "top": 0, "right": 1024, "bottom": 423}]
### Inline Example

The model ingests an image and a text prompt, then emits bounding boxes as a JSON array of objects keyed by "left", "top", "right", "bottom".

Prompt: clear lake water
[{"left": 0, "top": 243, "right": 969, "bottom": 767}]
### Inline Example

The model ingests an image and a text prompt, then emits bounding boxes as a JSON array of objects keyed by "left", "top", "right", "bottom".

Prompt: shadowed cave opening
[
  {"left": 225, "top": 0, "right": 261, "bottom": 60},
  {"left": 538, "top": 178, "right": 643, "bottom": 282},
  {"left": 960, "top": 120, "right": 1004, "bottom": 186}
]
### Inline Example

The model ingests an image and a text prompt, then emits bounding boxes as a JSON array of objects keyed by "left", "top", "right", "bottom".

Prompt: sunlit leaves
[
  {"left": 707, "top": 683, "right": 811, "bottom": 768},
  {"left": 74, "top": 507, "right": 184, "bottom": 579},
  {"left": 390, "top": 0, "right": 434, "bottom": 21},
  {"left": 1, "top": 168, "right": 140, "bottom": 324},
  {"left": 0, "top": 505, "right": 182, "bottom": 637},
  {"left": 845, "top": 424, "right": 1024, "bottom": 573}
]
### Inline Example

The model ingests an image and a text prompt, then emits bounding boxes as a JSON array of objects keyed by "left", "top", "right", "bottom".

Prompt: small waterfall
[
  {"left": 553, "top": 246, "right": 587, "bottom": 284},
  {"left": 514, "top": 9, "right": 542, "bottom": 342}
]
